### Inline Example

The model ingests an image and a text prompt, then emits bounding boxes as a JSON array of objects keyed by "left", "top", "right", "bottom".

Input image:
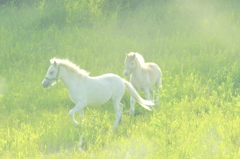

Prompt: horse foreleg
[
  {"left": 143, "top": 88, "right": 151, "bottom": 100},
  {"left": 129, "top": 96, "right": 135, "bottom": 116},
  {"left": 78, "top": 109, "right": 84, "bottom": 120},
  {"left": 69, "top": 102, "right": 85, "bottom": 125}
]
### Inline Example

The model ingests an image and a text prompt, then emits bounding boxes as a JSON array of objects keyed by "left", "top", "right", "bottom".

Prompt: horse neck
[
  {"left": 60, "top": 67, "right": 84, "bottom": 91},
  {"left": 132, "top": 60, "right": 143, "bottom": 79}
]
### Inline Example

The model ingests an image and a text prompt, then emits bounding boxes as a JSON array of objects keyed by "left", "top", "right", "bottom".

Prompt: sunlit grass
[{"left": 0, "top": 0, "right": 239, "bottom": 158}]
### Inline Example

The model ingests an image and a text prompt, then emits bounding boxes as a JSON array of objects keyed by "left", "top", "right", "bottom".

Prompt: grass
[{"left": 0, "top": 0, "right": 239, "bottom": 158}]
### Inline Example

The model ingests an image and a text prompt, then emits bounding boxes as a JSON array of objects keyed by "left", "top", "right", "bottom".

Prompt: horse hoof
[
  {"left": 73, "top": 121, "right": 79, "bottom": 126},
  {"left": 129, "top": 113, "right": 134, "bottom": 116}
]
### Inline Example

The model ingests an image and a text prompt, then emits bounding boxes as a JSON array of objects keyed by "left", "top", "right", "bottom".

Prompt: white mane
[
  {"left": 51, "top": 58, "right": 89, "bottom": 77},
  {"left": 129, "top": 52, "right": 145, "bottom": 67}
]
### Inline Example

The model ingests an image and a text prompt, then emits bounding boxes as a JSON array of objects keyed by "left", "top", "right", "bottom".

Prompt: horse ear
[
  {"left": 50, "top": 59, "right": 54, "bottom": 64},
  {"left": 133, "top": 53, "right": 136, "bottom": 58},
  {"left": 50, "top": 59, "right": 57, "bottom": 66},
  {"left": 53, "top": 61, "right": 57, "bottom": 66}
]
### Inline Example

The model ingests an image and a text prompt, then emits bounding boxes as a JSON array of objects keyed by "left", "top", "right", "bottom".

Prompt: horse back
[
  {"left": 144, "top": 63, "right": 162, "bottom": 88},
  {"left": 145, "top": 63, "right": 161, "bottom": 75}
]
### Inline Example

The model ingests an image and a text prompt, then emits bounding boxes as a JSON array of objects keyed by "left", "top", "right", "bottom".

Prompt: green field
[{"left": 0, "top": 0, "right": 239, "bottom": 158}]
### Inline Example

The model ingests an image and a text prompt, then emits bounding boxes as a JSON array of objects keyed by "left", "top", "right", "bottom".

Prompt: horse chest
[
  {"left": 130, "top": 76, "right": 149, "bottom": 90},
  {"left": 130, "top": 82, "right": 143, "bottom": 91},
  {"left": 68, "top": 90, "right": 85, "bottom": 104}
]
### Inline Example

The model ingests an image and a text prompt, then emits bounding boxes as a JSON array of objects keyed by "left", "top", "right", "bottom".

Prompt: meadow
[{"left": 0, "top": 0, "right": 239, "bottom": 158}]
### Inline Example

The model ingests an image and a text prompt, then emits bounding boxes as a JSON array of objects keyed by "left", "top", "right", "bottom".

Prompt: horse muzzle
[
  {"left": 42, "top": 80, "right": 52, "bottom": 88},
  {"left": 124, "top": 69, "right": 131, "bottom": 76}
]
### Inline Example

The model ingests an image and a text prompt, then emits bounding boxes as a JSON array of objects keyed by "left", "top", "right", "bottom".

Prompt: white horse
[
  {"left": 124, "top": 52, "right": 162, "bottom": 115},
  {"left": 42, "top": 58, "right": 154, "bottom": 129}
]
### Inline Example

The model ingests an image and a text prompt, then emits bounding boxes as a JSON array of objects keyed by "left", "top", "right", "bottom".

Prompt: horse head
[
  {"left": 42, "top": 59, "right": 60, "bottom": 88},
  {"left": 124, "top": 52, "right": 137, "bottom": 76}
]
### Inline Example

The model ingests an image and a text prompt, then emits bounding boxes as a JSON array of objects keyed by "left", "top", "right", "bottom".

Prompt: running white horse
[
  {"left": 124, "top": 52, "right": 162, "bottom": 115},
  {"left": 42, "top": 58, "right": 154, "bottom": 129}
]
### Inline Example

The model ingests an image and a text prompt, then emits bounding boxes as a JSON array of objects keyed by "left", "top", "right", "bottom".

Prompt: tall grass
[{"left": 0, "top": 0, "right": 239, "bottom": 158}]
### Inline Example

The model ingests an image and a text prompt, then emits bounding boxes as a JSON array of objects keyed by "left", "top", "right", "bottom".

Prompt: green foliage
[{"left": 0, "top": 0, "right": 239, "bottom": 158}]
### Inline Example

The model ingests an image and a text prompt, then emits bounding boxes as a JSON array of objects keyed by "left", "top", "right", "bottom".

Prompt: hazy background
[{"left": 0, "top": 0, "right": 239, "bottom": 158}]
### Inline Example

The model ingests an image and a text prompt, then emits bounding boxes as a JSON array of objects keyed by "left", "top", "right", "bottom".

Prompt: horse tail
[{"left": 124, "top": 80, "right": 154, "bottom": 111}]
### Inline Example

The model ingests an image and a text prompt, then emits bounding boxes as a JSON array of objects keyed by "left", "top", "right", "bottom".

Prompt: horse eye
[{"left": 50, "top": 71, "right": 54, "bottom": 75}]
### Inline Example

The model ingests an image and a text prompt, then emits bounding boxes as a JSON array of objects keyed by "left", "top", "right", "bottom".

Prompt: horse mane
[
  {"left": 51, "top": 58, "right": 89, "bottom": 78},
  {"left": 128, "top": 52, "right": 145, "bottom": 67}
]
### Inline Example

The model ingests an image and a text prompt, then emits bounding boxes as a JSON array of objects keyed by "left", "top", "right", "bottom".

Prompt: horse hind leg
[
  {"left": 149, "top": 88, "right": 154, "bottom": 100},
  {"left": 155, "top": 89, "right": 160, "bottom": 107},
  {"left": 149, "top": 87, "right": 157, "bottom": 110},
  {"left": 155, "top": 78, "right": 162, "bottom": 107},
  {"left": 112, "top": 100, "right": 123, "bottom": 129},
  {"left": 144, "top": 88, "right": 154, "bottom": 110},
  {"left": 157, "top": 72, "right": 163, "bottom": 88},
  {"left": 129, "top": 96, "right": 135, "bottom": 116},
  {"left": 118, "top": 103, "right": 123, "bottom": 122}
]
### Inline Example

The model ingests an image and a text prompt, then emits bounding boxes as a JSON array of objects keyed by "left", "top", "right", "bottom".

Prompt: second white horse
[{"left": 124, "top": 52, "right": 162, "bottom": 115}]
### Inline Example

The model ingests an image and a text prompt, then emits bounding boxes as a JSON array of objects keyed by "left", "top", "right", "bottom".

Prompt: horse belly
[
  {"left": 87, "top": 75, "right": 124, "bottom": 106},
  {"left": 87, "top": 92, "right": 112, "bottom": 106},
  {"left": 86, "top": 85, "right": 113, "bottom": 106}
]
